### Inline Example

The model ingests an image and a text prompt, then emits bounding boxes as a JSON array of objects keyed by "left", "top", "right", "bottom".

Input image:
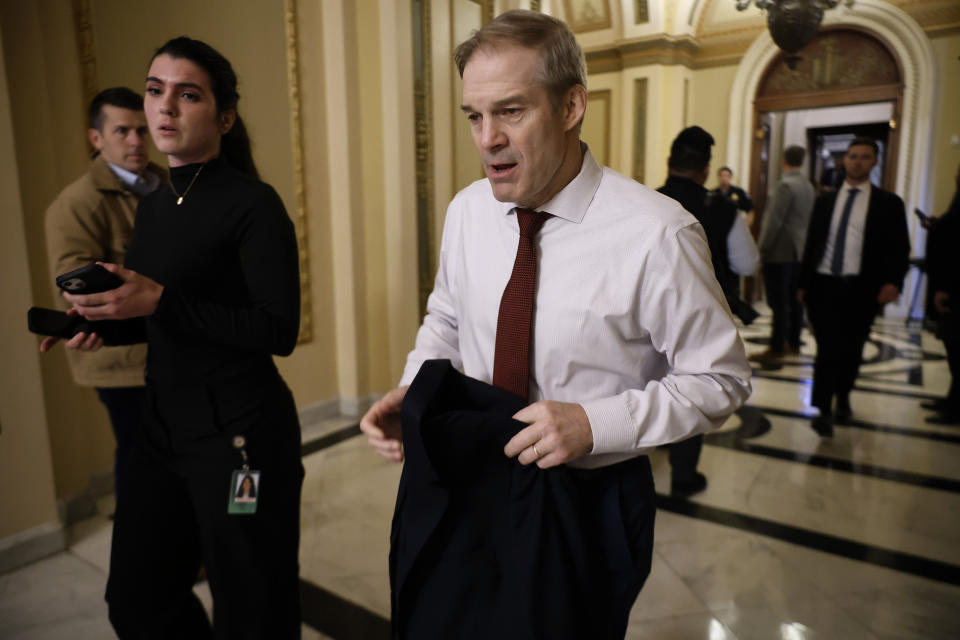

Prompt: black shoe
[
  {"left": 811, "top": 414, "right": 834, "bottom": 437},
  {"left": 835, "top": 398, "right": 852, "bottom": 423},
  {"left": 925, "top": 413, "right": 960, "bottom": 425},
  {"left": 921, "top": 398, "right": 949, "bottom": 411},
  {"left": 671, "top": 472, "right": 708, "bottom": 499}
]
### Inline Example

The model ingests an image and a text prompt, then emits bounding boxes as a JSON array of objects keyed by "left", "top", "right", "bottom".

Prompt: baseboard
[
  {"left": 298, "top": 394, "right": 381, "bottom": 425},
  {"left": 57, "top": 469, "right": 115, "bottom": 526},
  {"left": 298, "top": 396, "right": 342, "bottom": 427},
  {"left": 0, "top": 521, "right": 66, "bottom": 575},
  {"left": 338, "top": 394, "right": 380, "bottom": 418}
]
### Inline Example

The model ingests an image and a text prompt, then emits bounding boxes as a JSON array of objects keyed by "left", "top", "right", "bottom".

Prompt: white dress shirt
[
  {"left": 818, "top": 180, "right": 871, "bottom": 276},
  {"left": 727, "top": 212, "right": 760, "bottom": 276},
  {"left": 400, "top": 147, "right": 752, "bottom": 468},
  {"left": 107, "top": 162, "right": 160, "bottom": 197}
]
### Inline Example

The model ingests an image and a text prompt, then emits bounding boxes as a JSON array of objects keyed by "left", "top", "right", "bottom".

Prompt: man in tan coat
[{"left": 45, "top": 87, "right": 166, "bottom": 491}]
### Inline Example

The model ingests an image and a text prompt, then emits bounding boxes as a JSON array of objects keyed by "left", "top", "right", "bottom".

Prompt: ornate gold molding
[
  {"left": 564, "top": 0, "right": 613, "bottom": 33},
  {"left": 413, "top": 0, "right": 435, "bottom": 315},
  {"left": 586, "top": 89, "right": 612, "bottom": 165},
  {"left": 632, "top": 78, "right": 647, "bottom": 184},
  {"left": 284, "top": 0, "right": 313, "bottom": 343},
  {"left": 636, "top": 1, "right": 650, "bottom": 24},
  {"left": 585, "top": 36, "right": 701, "bottom": 73},
  {"left": 72, "top": 0, "right": 98, "bottom": 122}
]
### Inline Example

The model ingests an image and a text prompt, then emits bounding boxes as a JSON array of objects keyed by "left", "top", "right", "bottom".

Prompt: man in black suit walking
[{"left": 799, "top": 137, "right": 910, "bottom": 436}]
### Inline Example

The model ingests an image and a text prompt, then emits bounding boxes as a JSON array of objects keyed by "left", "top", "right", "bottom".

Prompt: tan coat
[{"left": 44, "top": 155, "right": 167, "bottom": 388}]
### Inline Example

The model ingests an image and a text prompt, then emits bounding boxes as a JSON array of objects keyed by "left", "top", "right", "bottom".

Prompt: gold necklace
[{"left": 169, "top": 162, "right": 207, "bottom": 205}]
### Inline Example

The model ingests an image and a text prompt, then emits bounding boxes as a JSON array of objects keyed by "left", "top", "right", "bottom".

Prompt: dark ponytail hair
[{"left": 151, "top": 37, "right": 259, "bottom": 179}]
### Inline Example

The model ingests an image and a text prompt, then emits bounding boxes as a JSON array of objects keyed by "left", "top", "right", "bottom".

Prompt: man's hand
[
  {"left": 797, "top": 288, "right": 805, "bottom": 304},
  {"left": 38, "top": 308, "right": 103, "bottom": 353},
  {"left": 359, "top": 386, "right": 408, "bottom": 463},
  {"left": 877, "top": 283, "right": 900, "bottom": 304},
  {"left": 934, "top": 291, "right": 951, "bottom": 314},
  {"left": 40, "top": 331, "right": 103, "bottom": 353},
  {"left": 63, "top": 262, "right": 163, "bottom": 321},
  {"left": 505, "top": 401, "right": 593, "bottom": 469}
]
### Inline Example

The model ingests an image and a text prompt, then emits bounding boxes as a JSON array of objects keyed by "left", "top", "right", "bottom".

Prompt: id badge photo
[{"left": 228, "top": 469, "right": 260, "bottom": 515}]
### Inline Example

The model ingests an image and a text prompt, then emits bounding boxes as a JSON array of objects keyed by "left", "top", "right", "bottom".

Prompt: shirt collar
[
  {"left": 496, "top": 143, "right": 602, "bottom": 224},
  {"left": 107, "top": 162, "right": 160, "bottom": 196},
  {"left": 107, "top": 162, "right": 140, "bottom": 187},
  {"left": 840, "top": 179, "right": 871, "bottom": 199}
]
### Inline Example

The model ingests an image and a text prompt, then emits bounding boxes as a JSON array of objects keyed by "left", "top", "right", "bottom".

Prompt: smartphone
[
  {"left": 55, "top": 263, "right": 124, "bottom": 294},
  {"left": 27, "top": 307, "right": 87, "bottom": 340},
  {"left": 914, "top": 208, "right": 930, "bottom": 223}
]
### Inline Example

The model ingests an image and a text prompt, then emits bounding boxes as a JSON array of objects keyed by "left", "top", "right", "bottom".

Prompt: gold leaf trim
[{"left": 285, "top": 0, "right": 313, "bottom": 343}]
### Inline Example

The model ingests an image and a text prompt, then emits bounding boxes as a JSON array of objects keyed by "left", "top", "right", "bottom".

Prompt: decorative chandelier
[{"left": 736, "top": 0, "right": 855, "bottom": 68}]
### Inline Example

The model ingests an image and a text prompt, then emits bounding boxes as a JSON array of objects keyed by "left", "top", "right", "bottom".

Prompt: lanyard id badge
[{"left": 228, "top": 435, "right": 260, "bottom": 515}]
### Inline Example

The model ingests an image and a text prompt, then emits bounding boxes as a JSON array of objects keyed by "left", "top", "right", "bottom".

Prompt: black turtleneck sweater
[{"left": 123, "top": 157, "right": 300, "bottom": 387}]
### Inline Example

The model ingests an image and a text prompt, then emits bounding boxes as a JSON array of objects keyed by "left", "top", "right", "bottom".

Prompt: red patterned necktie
[{"left": 492, "top": 208, "right": 552, "bottom": 400}]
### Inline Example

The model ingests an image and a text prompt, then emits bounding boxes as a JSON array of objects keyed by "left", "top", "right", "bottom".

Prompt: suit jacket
[
  {"left": 390, "top": 360, "right": 655, "bottom": 640},
  {"left": 758, "top": 169, "right": 815, "bottom": 263},
  {"left": 800, "top": 184, "right": 910, "bottom": 297}
]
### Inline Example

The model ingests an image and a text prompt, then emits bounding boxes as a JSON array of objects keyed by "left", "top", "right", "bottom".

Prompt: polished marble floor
[{"left": 3, "top": 309, "right": 959, "bottom": 639}]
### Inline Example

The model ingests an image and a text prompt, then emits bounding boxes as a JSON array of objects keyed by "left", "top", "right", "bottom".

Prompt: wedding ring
[{"left": 533, "top": 443, "right": 541, "bottom": 458}]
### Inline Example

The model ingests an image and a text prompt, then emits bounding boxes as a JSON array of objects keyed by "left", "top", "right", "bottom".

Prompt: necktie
[
  {"left": 830, "top": 188, "right": 860, "bottom": 275},
  {"left": 492, "top": 208, "right": 551, "bottom": 401}
]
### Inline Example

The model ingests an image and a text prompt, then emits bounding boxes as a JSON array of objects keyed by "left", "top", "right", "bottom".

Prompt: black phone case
[
  {"left": 27, "top": 307, "right": 88, "bottom": 339},
  {"left": 55, "top": 263, "right": 124, "bottom": 294}
]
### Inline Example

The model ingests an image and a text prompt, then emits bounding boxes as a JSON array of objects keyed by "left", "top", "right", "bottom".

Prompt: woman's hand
[{"left": 63, "top": 262, "right": 164, "bottom": 321}]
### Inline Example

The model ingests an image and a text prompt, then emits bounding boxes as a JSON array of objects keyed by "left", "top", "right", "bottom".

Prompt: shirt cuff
[{"left": 581, "top": 395, "right": 637, "bottom": 455}]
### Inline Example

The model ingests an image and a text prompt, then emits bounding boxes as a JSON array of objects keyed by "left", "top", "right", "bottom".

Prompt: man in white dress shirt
[{"left": 361, "top": 9, "right": 751, "bottom": 622}]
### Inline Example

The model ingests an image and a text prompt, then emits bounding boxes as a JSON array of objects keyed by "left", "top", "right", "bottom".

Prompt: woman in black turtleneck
[{"left": 61, "top": 37, "right": 303, "bottom": 638}]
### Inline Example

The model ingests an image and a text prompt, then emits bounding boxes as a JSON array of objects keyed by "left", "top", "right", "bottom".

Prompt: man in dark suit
[{"left": 799, "top": 137, "right": 910, "bottom": 436}]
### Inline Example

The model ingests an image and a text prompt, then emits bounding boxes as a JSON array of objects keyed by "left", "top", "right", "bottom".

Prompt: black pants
[
  {"left": 96, "top": 386, "right": 146, "bottom": 490},
  {"left": 667, "top": 434, "right": 703, "bottom": 483},
  {"left": 763, "top": 262, "right": 804, "bottom": 351},
  {"left": 805, "top": 274, "right": 878, "bottom": 413},
  {"left": 935, "top": 310, "right": 960, "bottom": 412},
  {"left": 105, "top": 386, "right": 304, "bottom": 639},
  {"left": 943, "top": 334, "right": 960, "bottom": 412}
]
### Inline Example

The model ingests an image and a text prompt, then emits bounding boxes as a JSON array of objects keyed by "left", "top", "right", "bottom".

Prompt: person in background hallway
[
  {"left": 44, "top": 88, "right": 165, "bottom": 497},
  {"left": 41, "top": 37, "right": 303, "bottom": 638},
  {"left": 711, "top": 165, "right": 754, "bottom": 223},
  {"left": 751, "top": 145, "right": 815, "bottom": 364},
  {"left": 799, "top": 137, "right": 910, "bottom": 437},
  {"left": 658, "top": 126, "right": 759, "bottom": 497},
  {"left": 922, "top": 161, "right": 960, "bottom": 424},
  {"left": 360, "top": 11, "right": 751, "bottom": 637}
]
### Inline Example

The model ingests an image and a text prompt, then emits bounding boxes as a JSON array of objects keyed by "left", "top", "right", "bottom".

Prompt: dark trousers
[
  {"left": 667, "top": 434, "right": 703, "bottom": 483},
  {"left": 805, "top": 274, "right": 878, "bottom": 414},
  {"left": 763, "top": 262, "right": 804, "bottom": 351},
  {"left": 105, "top": 395, "right": 304, "bottom": 639},
  {"left": 96, "top": 386, "right": 146, "bottom": 490},
  {"left": 944, "top": 335, "right": 960, "bottom": 411}
]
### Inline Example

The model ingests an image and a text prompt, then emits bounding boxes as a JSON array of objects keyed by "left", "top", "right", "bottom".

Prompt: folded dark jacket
[{"left": 390, "top": 359, "right": 656, "bottom": 640}]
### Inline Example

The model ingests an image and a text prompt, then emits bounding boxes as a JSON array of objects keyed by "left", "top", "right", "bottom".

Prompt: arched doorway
[{"left": 749, "top": 27, "right": 903, "bottom": 222}]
